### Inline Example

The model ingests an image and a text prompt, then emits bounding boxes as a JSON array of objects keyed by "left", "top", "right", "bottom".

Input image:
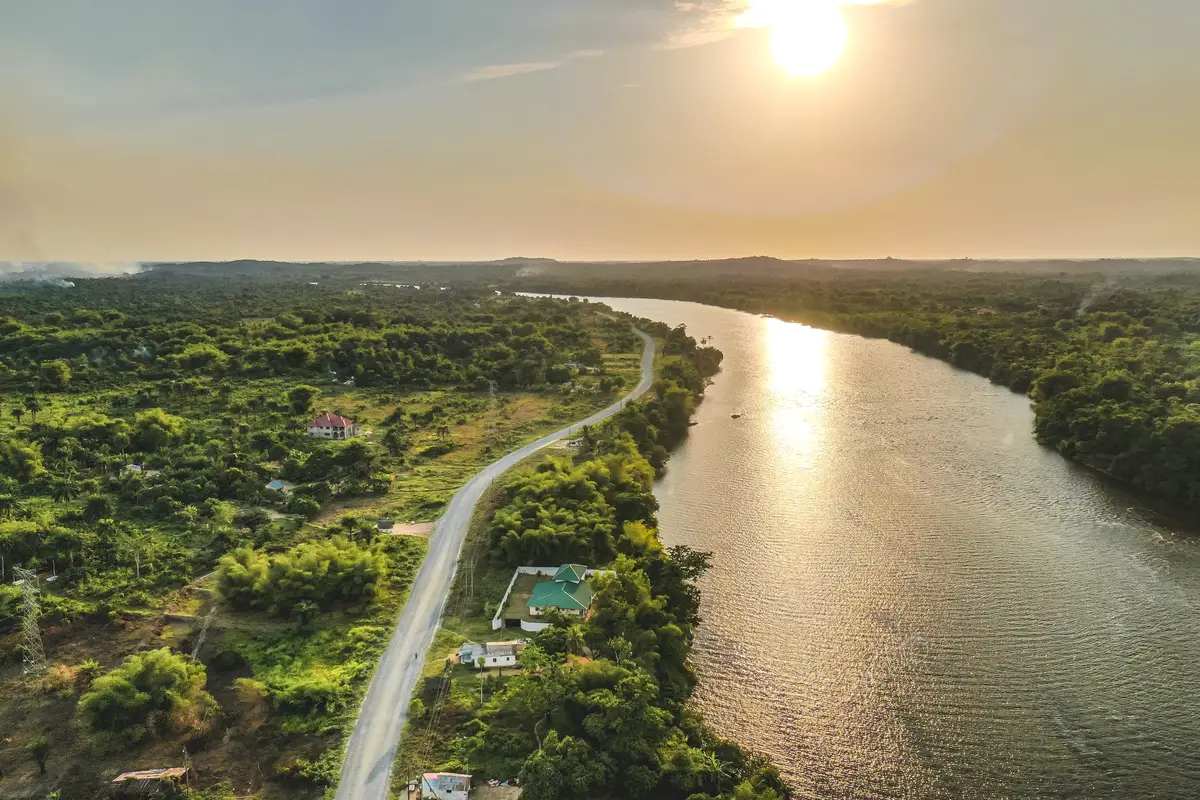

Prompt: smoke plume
[{"left": 0, "top": 261, "right": 145, "bottom": 285}]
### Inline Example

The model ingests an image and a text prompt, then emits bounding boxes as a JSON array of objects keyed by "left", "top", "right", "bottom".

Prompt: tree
[
  {"left": 287, "top": 495, "right": 321, "bottom": 519},
  {"left": 26, "top": 735, "right": 50, "bottom": 776},
  {"left": 10, "top": 406, "right": 23, "bottom": 425},
  {"left": 217, "top": 537, "right": 386, "bottom": 616},
  {"left": 39, "top": 360, "right": 72, "bottom": 391},
  {"left": 23, "top": 396, "right": 42, "bottom": 423},
  {"left": 49, "top": 479, "right": 78, "bottom": 503},
  {"left": 115, "top": 528, "right": 164, "bottom": 580},
  {"left": 132, "top": 408, "right": 187, "bottom": 452},
  {"left": 3, "top": 441, "right": 46, "bottom": 482},
  {"left": 518, "top": 731, "right": 610, "bottom": 800},
  {"left": 83, "top": 495, "right": 115, "bottom": 522},
  {"left": 288, "top": 385, "right": 320, "bottom": 416},
  {"left": 78, "top": 648, "right": 217, "bottom": 743}
]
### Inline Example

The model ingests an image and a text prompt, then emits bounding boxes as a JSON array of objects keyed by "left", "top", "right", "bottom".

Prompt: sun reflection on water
[{"left": 765, "top": 317, "right": 829, "bottom": 465}]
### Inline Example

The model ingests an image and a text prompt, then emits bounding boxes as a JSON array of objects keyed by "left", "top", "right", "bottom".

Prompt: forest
[
  {"left": 512, "top": 268, "right": 1200, "bottom": 513},
  {"left": 397, "top": 323, "right": 790, "bottom": 800},
  {"left": 0, "top": 276, "right": 645, "bottom": 798}
]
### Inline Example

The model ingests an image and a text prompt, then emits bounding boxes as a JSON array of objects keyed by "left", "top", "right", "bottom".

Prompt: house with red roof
[{"left": 307, "top": 412, "right": 361, "bottom": 440}]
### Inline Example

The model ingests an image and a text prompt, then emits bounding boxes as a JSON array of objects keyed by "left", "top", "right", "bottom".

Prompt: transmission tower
[{"left": 13, "top": 567, "right": 47, "bottom": 674}]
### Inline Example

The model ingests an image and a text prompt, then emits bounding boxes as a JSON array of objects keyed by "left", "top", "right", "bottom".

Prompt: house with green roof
[{"left": 529, "top": 564, "right": 594, "bottom": 618}]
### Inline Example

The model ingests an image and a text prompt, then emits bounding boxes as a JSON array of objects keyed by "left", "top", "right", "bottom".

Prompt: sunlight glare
[
  {"left": 737, "top": 0, "right": 856, "bottom": 77},
  {"left": 765, "top": 317, "right": 829, "bottom": 465}
]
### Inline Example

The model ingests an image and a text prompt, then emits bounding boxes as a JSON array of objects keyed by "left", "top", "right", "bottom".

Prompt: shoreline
[
  {"left": 388, "top": 321, "right": 790, "bottom": 800},
  {"left": 532, "top": 290, "right": 1200, "bottom": 531}
]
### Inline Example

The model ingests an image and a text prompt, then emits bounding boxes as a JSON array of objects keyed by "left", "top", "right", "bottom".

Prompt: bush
[
  {"left": 41, "top": 664, "right": 79, "bottom": 698},
  {"left": 78, "top": 648, "right": 217, "bottom": 744},
  {"left": 217, "top": 536, "right": 387, "bottom": 616},
  {"left": 286, "top": 495, "right": 321, "bottom": 519}
]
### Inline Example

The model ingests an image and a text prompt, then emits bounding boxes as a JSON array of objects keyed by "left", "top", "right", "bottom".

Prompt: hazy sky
[{"left": 1, "top": 0, "right": 1197, "bottom": 262}]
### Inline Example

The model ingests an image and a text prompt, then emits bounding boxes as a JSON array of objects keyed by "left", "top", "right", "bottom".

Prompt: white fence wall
[{"left": 491, "top": 566, "right": 607, "bottom": 630}]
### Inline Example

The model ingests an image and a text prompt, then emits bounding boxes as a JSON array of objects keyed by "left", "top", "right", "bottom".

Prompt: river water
[{"left": 595, "top": 297, "right": 1200, "bottom": 800}]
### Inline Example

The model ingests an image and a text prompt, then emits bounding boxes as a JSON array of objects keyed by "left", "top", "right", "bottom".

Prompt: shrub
[
  {"left": 78, "top": 648, "right": 217, "bottom": 744},
  {"left": 76, "top": 658, "right": 104, "bottom": 686},
  {"left": 41, "top": 664, "right": 79, "bottom": 698},
  {"left": 217, "top": 536, "right": 387, "bottom": 616}
]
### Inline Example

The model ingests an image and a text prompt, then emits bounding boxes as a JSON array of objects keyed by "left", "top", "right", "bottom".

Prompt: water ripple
[{"left": 598, "top": 297, "right": 1200, "bottom": 800}]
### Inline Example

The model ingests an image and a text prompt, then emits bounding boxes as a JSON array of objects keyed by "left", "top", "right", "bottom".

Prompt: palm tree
[
  {"left": 23, "top": 396, "right": 42, "bottom": 423},
  {"left": 50, "top": 479, "right": 78, "bottom": 503},
  {"left": 698, "top": 752, "right": 733, "bottom": 795},
  {"left": 10, "top": 407, "right": 23, "bottom": 426},
  {"left": 0, "top": 494, "right": 15, "bottom": 519}
]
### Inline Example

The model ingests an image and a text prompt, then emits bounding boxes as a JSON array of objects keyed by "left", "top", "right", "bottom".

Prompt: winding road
[{"left": 335, "top": 328, "right": 655, "bottom": 800}]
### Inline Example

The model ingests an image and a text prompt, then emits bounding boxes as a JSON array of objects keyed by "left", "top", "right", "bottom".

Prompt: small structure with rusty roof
[{"left": 110, "top": 767, "right": 190, "bottom": 796}]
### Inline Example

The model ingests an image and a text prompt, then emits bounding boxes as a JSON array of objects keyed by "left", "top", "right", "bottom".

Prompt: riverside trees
[
  {"left": 514, "top": 268, "right": 1200, "bottom": 511},
  {"left": 418, "top": 334, "right": 788, "bottom": 800}
]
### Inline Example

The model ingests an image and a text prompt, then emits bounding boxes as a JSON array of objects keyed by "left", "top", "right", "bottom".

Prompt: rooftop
[
  {"left": 310, "top": 413, "right": 356, "bottom": 427},
  {"left": 529, "top": 576, "right": 593, "bottom": 611},
  {"left": 112, "top": 767, "right": 189, "bottom": 783},
  {"left": 554, "top": 563, "right": 588, "bottom": 583}
]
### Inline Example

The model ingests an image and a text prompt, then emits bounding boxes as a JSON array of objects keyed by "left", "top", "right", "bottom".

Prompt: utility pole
[{"left": 14, "top": 567, "right": 47, "bottom": 674}]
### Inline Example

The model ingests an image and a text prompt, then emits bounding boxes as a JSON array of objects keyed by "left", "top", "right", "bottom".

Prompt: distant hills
[{"left": 6, "top": 255, "right": 1191, "bottom": 288}]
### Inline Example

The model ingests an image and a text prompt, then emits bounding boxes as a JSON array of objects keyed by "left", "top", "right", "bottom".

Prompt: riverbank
[
  {"left": 550, "top": 296, "right": 1200, "bottom": 799},
  {"left": 389, "top": 321, "right": 791, "bottom": 800},
  {"left": 510, "top": 273, "right": 1200, "bottom": 515}
]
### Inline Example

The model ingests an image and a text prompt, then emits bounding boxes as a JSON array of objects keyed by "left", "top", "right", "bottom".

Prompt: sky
[{"left": 1, "top": 0, "right": 1198, "bottom": 263}]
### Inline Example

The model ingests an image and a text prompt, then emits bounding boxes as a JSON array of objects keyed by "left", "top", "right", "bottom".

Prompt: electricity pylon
[{"left": 14, "top": 567, "right": 47, "bottom": 674}]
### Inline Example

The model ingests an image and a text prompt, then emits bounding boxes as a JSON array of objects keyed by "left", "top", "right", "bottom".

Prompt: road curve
[{"left": 336, "top": 328, "right": 655, "bottom": 800}]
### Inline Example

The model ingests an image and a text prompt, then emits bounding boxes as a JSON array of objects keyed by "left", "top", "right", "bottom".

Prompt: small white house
[
  {"left": 459, "top": 640, "right": 526, "bottom": 669},
  {"left": 420, "top": 772, "right": 471, "bottom": 800},
  {"left": 307, "top": 413, "right": 361, "bottom": 440}
]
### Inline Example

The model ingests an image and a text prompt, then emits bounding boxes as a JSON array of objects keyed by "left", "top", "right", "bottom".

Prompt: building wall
[
  {"left": 307, "top": 425, "right": 359, "bottom": 440},
  {"left": 486, "top": 655, "right": 517, "bottom": 667}
]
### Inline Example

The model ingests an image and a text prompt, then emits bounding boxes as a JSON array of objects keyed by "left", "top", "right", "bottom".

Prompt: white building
[
  {"left": 459, "top": 640, "right": 526, "bottom": 669},
  {"left": 307, "top": 413, "right": 361, "bottom": 440},
  {"left": 420, "top": 772, "right": 471, "bottom": 800}
]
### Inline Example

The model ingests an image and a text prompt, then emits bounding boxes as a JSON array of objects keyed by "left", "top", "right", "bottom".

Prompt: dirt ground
[
  {"left": 385, "top": 522, "right": 436, "bottom": 537},
  {"left": 472, "top": 786, "right": 522, "bottom": 800}
]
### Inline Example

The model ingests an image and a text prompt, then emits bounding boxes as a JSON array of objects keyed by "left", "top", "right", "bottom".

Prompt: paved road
[{"left": 335, "top": 328, "right": 655, "bottom": 800}]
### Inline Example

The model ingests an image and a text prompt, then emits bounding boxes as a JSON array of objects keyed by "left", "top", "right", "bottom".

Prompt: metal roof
[{"left": 529, "top": 577, "right": 593, "bottom": 610}]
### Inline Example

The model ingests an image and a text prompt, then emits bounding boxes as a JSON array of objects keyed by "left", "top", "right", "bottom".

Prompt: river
[{"left": 594, "top": 297, "right": 1200, "bottom": 800}]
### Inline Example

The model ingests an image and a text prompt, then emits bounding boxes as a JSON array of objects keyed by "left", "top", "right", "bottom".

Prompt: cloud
[
  {"left": 460, "top": 48, "right": 604, "bottom": 83},
  {"left": 461, "top": 62, "right": 560, "bottom": 82},
  {"left": 663, "top": 0, "right": 909, "bottom": 49}
]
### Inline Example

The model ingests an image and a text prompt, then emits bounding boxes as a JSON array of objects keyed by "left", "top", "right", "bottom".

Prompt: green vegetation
[
  {"left": 217, "top": 537, "right": 387, "bottom": 616},
  {"left": 0, "top": 277, "right": 643, "bottom": 798},
  {"left": 395, "top": 329, "right": 789, "bottom": 800},
  {"left": 515, "top": 269, "right": 1200, "bottom": 512},
  {"left": 78, "top": 648, "right": 217, "bottom": 747}
]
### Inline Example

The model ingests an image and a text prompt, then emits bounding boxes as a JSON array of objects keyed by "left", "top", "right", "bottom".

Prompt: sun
[{"left": 737, "top": 0, "right": 850, "bottom": 77}]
